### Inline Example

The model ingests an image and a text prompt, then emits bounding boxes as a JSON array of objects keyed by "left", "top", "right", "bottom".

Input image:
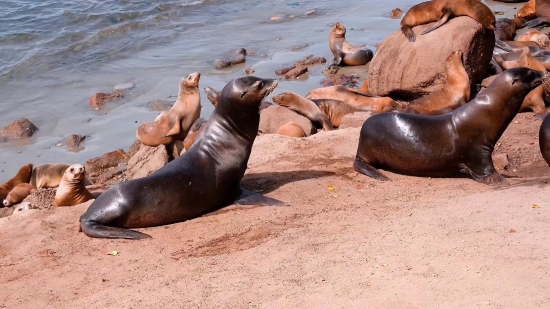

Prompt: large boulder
[
  {"left": 126, "top": 144, "right": 169, "bottom": 180},
  {"left": 259, "top": 106, "right": 316, "bottom": 136},
  {"left": 368, "top": 17, "right": 494, "bottom": 100},
  {"left": 0, "top": 118, "right": 38, "bottom": 142}
]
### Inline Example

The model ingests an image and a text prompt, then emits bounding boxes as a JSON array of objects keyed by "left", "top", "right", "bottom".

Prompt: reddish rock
[
  {"left": 66, "top": 134, "right": 85, "bottom": 152},
  {"left": 275, "top": 55, "right": 326, "bottom": 75},
  {"left": 126, "top": 144, "right": 169, "bottom": 180},
  {"left": 127, "top": 139, "right": 142, "bottom": 157},
  {"left": 368, "top": 16, "right": 494, "bottom": 100},
  {"left": 84, "top": 149, "right": 129, "bottom": 179},
  {"left": 259, "top": 105, "right": 316, "bottom": 136},
  {"left": 0, "top": 118, "right": 38, "bottom": 142},
  {"left": 285, "top": 65, "right": 308, "bottom": 80},
  {"left": 89, "top": 90, "right": 122, "bottom": 110}
]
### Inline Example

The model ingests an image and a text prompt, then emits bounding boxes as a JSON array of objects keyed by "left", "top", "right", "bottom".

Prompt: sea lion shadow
[
  {"left": 241, "top": 170, "right": 335, "bottom": 194},
  {"left": 498, "top": 175, "right": 550, "bottom": 190}
]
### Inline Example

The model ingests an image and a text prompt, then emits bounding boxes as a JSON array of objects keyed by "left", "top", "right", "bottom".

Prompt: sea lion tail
[
  {"left": 234, "top": 189, "right": 289, "bottom": 206},
  {"left": 80, "top": 218, "right": 152, "bottom": 240},
  {"left": 353, "top": 157, "right": 390, "bottom": 181}
]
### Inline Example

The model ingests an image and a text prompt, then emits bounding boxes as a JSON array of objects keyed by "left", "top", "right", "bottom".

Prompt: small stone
[
  {"left": 271, "top": 16, "right": 284, "bottom": 22},
  {"left": 66, "top": 134, "right": 86, "bottom": 152},
  {"left": 245, "top": 68, "right": 255, "bottom": 75},
  {"left": 56, "top": 143, "right": 63, "bottom": 147},
  {"left": 388, "top": 8, "right": 403, "bottom": 18},
  {"left": 113, "top": 82, "right": 135, "bottom": 91},
  {"left": 284, "top": 65, "right": 308, "bottom": 80},
  {"left": 213, "top": 48, "right": 246, "bottom": 69},
  {"left": 89, "top": 91, "right": 122, "bottom": 110}
]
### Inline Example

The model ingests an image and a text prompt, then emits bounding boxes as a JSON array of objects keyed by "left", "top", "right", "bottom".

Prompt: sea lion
[
  {"left": 405, "top": 50, "right": 470, "bottom": 115},
  {"left": 495, "top": 18, "right": 525, "bottom": 41},
  {"left": 80, "top": 76, "right": 285, "bottom": 240},
  {"left": 524, "top": 0, "right": 550, "bottom": 27},
  {"left": 53, "top": 164, "right": 95, "bottom": 207},
  {"left": 517, "top": 30, "right": 550, "bottom": 47},
  {"left": 136, "top": 72, "right": 201, "bottom": 147},
  {"left": 272, "top": 92, "right": 334, "bottom": 131},
  {"left": 400, "top": 0, "right": 496, "bottom": 43},
  {"left": 0, "top": 163, "right": 32, "bottom": 201},
  {"left": 3, "top": 183, "right": 33, "bottom": 207},
  {"left": 276, "top": 122, "right": 307, "bottom": 137},
  {"left": 312, "top": 99, "right": 358, "bottom": 127},
  {"left": 515, "top": 0, "right": 536, "bottom": 20},
  {"left": 183, "top": 118, "right": 208, "bottom": 151},
  {"left": 30, "top": 163, "right": 70, "bottom": 189},
  {"left": 358, "top": 80, "right": 369, "bottom": 93},
  {"left": 305, "top": 86, "right": 400, "bottom": 114},
  {"left": 539, "top": 113, "right": 550, "bottom": 167},
  {"left": 205, "top": 86, "right": 273, "bottom": 110},
  {"left": 354, "top": 67, "right": 546, "bottom": 185},
  {"left": 328, "top": 22, "right": 373, "bottom": 67}
]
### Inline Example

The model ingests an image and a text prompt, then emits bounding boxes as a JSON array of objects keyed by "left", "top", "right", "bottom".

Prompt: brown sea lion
[
  {"left": 498, "top": 46, "right": 546, "bottom": 70},
  {"left": 405, "top": 50, "right": 470, "bottom": 115},
  {"left": 358, "top": 80, "right": 369, "bottom": 93},
  {"left": 400, "top": 0, "right": 496, "bottom": 43},
  {"left": 183, "top": 118, "right": 208, "bottom": 151},
  {"left": 539, "top": 113, "right": 550, "bottom": 167},
  {"left": 312, "top": 99, "right": 358, "bottom": 127},
  {"left": 354, "top": 67, "right": 546, "bottom": 185},
  {"left": 524, "top": 0, "right": 550, "bottom": 27},
  {"left": 272, "top": 92, "right": 334, "bottom": 131},
  {"left": 53, "top": 164, "right": 95, "bottom": 207},
  {"left": 305, "top": 86, "right": 400, "bottom": 114},
  {"left": 0, "top": 163, "right": 32, "bottom": 201},
  {"left": 328, "top": 22, "right": 373, "bottom": 67},
  {"left": 136, "top": 72, "right": 201, "bottom": 147},
  {"left": 495, "top": 18, "right": 525, "bottom": 41},
  {"left": 517, "top": 30, "right": 550, "bottom": 47},
  {"left": 276, "top": 122, "right": 307, "bottom": 137},
  {"left": 3, "top": 183, "right": 33, "bottom": 207},
  {"left": 30, "top": 163, "right": 70, "bottom": 189},
  {"left": 80, "top": 76, "right": 285, "bottom": 240},
  {"left": 515, "top": 0, "right": 536, "bottom": 20}
]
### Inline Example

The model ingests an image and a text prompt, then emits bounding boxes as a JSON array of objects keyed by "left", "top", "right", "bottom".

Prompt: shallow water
[{"left": 0, "top": 0, "right": 519, "bottom": 181}]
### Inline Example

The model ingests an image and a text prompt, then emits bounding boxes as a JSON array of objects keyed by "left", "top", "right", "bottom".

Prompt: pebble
[{"left": 113, "top": 82, "right": 136, "bottom": 91}]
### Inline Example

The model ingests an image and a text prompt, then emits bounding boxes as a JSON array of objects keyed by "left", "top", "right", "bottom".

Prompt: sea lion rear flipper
[
  {"left": 401, "top": 26, "right": 416, "bottom": 42},
  {"left": 524, "top": 17, "right": 550, "bottom": 29},
  {"left": 80, "top": 218, "right": 152, "bottom": 240},
  {"left": 234, "top": 189, "right": 289, "bottom": 206},
  {"left": 420, "top": 9, "right": 451, "bottom": 36},
  {"left": 353, "top": 158, "right": 390, "bottom": 181},
  {"left": 159, "top": 114, "right": 181, "bottom": 138},
  {"left": 494, "top": 39, "right": 514, "bottom": 53}
]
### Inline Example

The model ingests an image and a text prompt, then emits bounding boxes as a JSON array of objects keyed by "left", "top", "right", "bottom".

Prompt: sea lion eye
[
  {"left": 70, "top": 168, "right": 74, "bottom": 172},
  {"left": 240, "top": 91, "right": 247, "bottom": 98}
]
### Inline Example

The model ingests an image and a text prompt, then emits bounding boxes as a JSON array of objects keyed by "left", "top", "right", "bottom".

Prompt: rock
[
  {"left": 66, "top": 134, "right": 85, "bottom": 152},
  {"left": 89, "top": 91, "right": 122, "bottom": 110},
  {"left": 388, "top": 8, "right": 403, "bottom": 18},
  {"left": 20, "top": 188, "right": 56, "bottom": 211},
  {"left": 0, "top": 206, "right": 15, "bottom": 218},
  {"left": 492, "top": 153, "right": 510, "bottom": 170},
  {"left": 285, "top": 65, "right": 308, "bottom": 80},
  {"left": 245, "top": 68, "right": 255, "bottom": 75},
  {"left": 368, "top": 16, "right": 494, "bottom": 100},
  {"left": 114, "top": 82, "right": 136, "bottom": 91},
  {"left": 126, "top": 144, "right": 169, "bottom": 180},
  {"left": 339, "top": 112, "right": 372, "bottom": 129},
  {"left": 146, "top": 99, "right": 173, "bottom": 111},
  {"left": 276, "top": 122, "right": 306, "bottom": 137},
  {"left": 320, "top": 74, "right": 359, "bottom": 88},
  {"left": 0, "top": 118, "right": 38, "bottom": 142},
  {"left": 275, "top": 55, "right": 326, "bottom": 75},
  {"left": 259, "top": 105, "right": 316, "bottom": 136},
  {"left": 214, "top": 48, "right": 246, "bottom": 69},
  {"left": 127, "top": 139, "right": 142, "bottom": 157},
  {"left": 85, "top": 149, "right": 129, "bottom": 179}
]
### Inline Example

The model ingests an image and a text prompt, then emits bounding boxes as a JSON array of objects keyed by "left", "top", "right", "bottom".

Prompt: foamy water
[{"left": 0, "top": 0, "right": 518, "bottom": 180}]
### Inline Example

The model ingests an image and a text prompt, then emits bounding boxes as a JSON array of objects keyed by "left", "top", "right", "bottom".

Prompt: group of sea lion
[{"left": 4, "top": 0, "right": 550, "bottom": 241}]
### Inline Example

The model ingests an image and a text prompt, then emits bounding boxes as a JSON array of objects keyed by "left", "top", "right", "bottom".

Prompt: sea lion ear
[{"left": 240, "top": 91, "right": 247, "bottom": 98}]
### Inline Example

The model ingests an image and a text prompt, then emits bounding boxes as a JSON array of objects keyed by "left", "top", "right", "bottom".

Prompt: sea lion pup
[
  {"left": 80, "top": 76, "right": 285, "bottom": 240},
  {"left": 515, "top": 0, "right": 536, "bottom": 20},
  {"left": 305, "top": 86, "right": 400, "bottom": 114},
  {"left": 354, "top": 67, "right": 546, "bottom": 185},
  {"left": 400, "top": 0, "right": 496, "bottom": 43},
  {"left": 405, "top": 50, "right": 470, "bottom": 115},
  {"left": 276, "top": 122, "right": 306, "bottom": 137},
  {"left": 53, "top": 164, "right": 95, "bottom": 207},
  {"left": 205, "top": 85, "right": 273, "bottom": 110},
  {"left": 272, "top": 92, "right": 334, "bottom": 131},
  {"left": 524, "top": 0, "right": 550, "bottom": 28},
  {"left": 539, "top": 113, "right": 550, "bottom": 167},
  {"left": 517, "top": 30, "right": 550, "bottom": 47},
  {"left": 0, "top": 163, "right": 32, "bottom": 201},
  {"left": 3, "top": 183, "right": 33, "bottom": 207},
  {"left": 312, "top": 99, "right": 358, "bottom": 127},
  {"left": 328, "top": 22, "right": 373, "bottom": 67},
  {"left": 30, "top": 163, "right": 71, "bottom": 188},
  {"left": 136, "top": 72, "right": 201, "bottom": 147}
]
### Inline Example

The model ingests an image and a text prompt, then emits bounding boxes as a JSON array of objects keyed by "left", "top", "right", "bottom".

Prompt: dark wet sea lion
[
  {"left": 354, "top": 67, "right": 546, "bottom": 185},
  {"left": 136, "top": 72, "right": 201, "bottom": 147},
  {"left": 400, "top": 0, "right": 496, "bottom": 43},
  {"left": 80, "top": 76, "right": 285, "bottom": 240},
  {"left": 328, "top": 22, "right": 373, "bottom": 66},
  {"left": 205, "top": 85, "right": 273, "bottom": 110},
  {"left": 539, "top": 113, "right": 550, "bottom": 167},
  {"left": 405, "top": 50, "right": 470, "bottom": 115},
  {"left": 0, "top": 163, "right": 33, "bottom": 201},
  {"left": 524, "top": 0, "right": 550, "bottom": 27}
]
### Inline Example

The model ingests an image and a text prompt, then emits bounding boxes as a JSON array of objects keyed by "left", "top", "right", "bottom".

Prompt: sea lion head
[
  {"left": 204, "top": 86, "right": 221, "bottom": 107},
  {"left": 180, "top": 71, "right": 201, "bottom": 89},
  {"left": 478, "top": 5, "right": 496, "bottom": 31},
  {"left": 221, "top": 76, "right": 278, "bottom": 110},
  {"left": 332, "top": 22, "right": 346, "bottom": 37},
  {"left": 64, "top": 164, "right": 86, "bottom": 185},
  {"left": 493, "top": 67, "right": 547, "bottom": 102}
]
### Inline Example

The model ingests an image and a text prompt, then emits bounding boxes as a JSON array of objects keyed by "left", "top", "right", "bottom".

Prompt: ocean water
[{"left": 0, "top": 0, "right": 518, "bottom": 180}]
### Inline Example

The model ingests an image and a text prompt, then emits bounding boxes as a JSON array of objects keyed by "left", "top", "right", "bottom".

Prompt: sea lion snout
[{"left": 2, "top": 199, "right": 9, "bottom": 207}]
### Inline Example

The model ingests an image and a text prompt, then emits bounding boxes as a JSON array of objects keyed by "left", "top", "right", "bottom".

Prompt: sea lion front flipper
[
  {"left": 420, "top": 8, "right": 452, "bottom": 35},
  {"left": 524, "top": 17, "right": 550, "bottom": 29},
  {"left": 353, "top": 157, "right": 390, "bottom": 181},
  {"left": 159, "top": 114, "right": 181, "bottom": 138},
  {"left": 80, "top": 218, "right": 153, "bottom": 240},
  {"left": 495, "top": 39, "right": 514, "bottom": 53},
  {"left": 233, "top": 189, "right": 289, "bottom": 206}
]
